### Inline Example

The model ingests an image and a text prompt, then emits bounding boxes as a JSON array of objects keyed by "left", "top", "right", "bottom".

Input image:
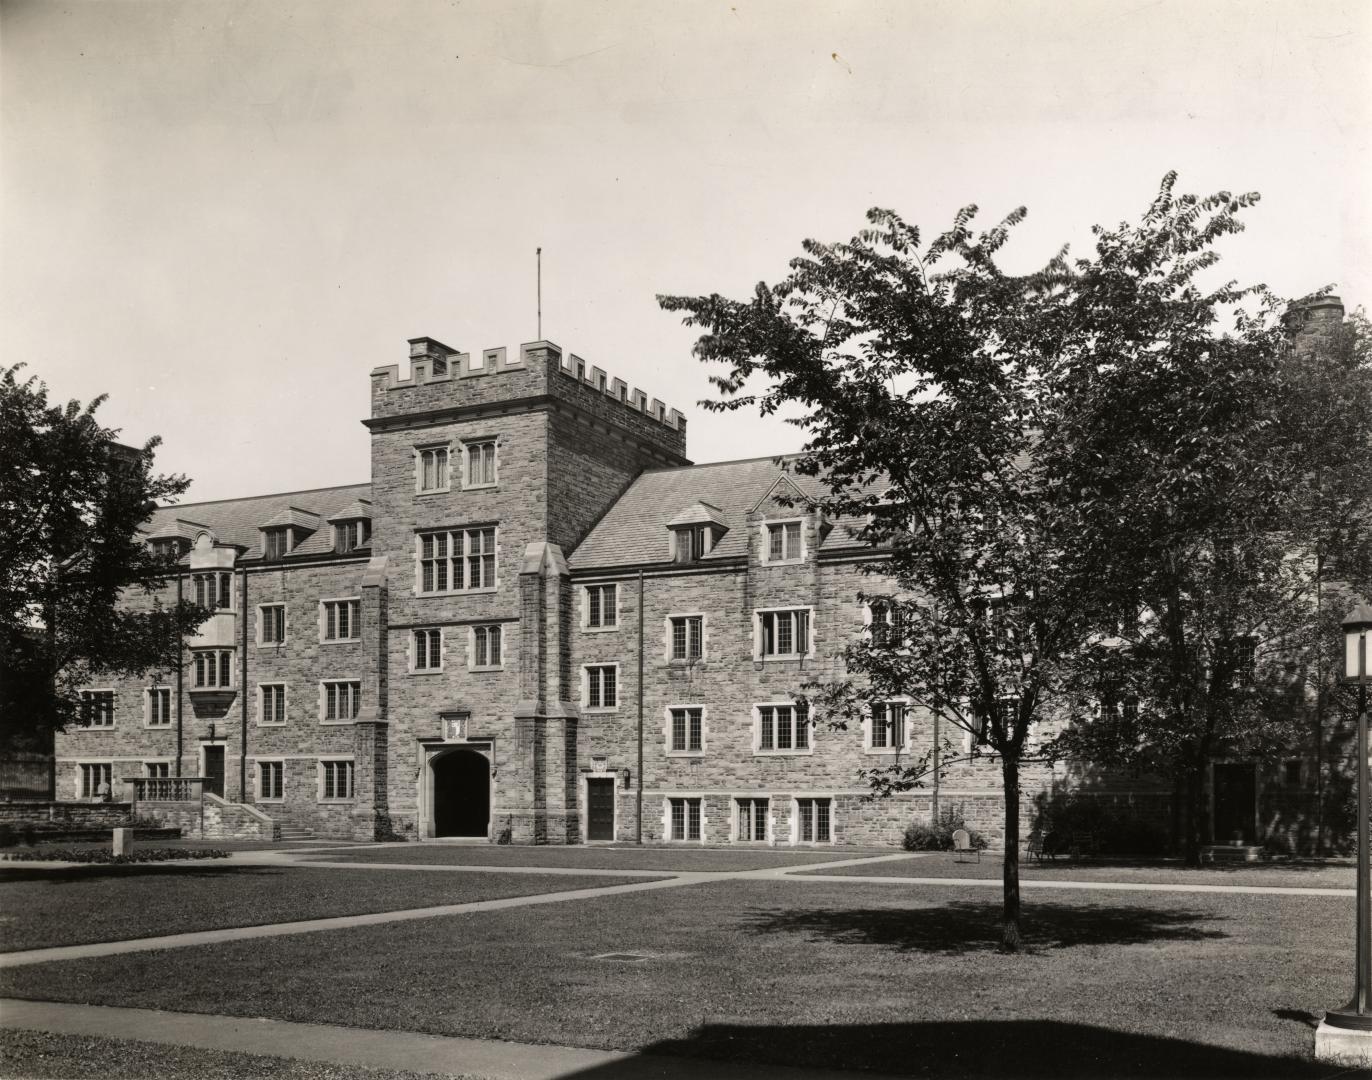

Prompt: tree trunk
[
  {"left": 1182, "top": 755, "right": 1206, "bottom": 868},
  {"left": 1000, "top": 754, "right": 1022, "bottom": 952}
]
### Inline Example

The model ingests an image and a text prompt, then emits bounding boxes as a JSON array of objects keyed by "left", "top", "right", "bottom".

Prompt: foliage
[
  {"left": 902, "top": 804, "right": 988, "bottom": 851},
  {"left": 1030, "top": 790, "right": 1171, "bottom": 857},
  {"left": 0, "top": 846, "right": 229, "bottom": 863},
  {"left": 0, "top": 364, "right": 209, "bottom": 744}
]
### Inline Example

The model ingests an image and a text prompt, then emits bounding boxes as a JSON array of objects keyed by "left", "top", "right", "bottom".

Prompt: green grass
[
  {"left": 805, "top": 854, "right": 1358, "bottom": 889},
  {"left": 0, "top": 1029, "right": 478, "bottom": 1080},
  {"left": 323, "top": 844, "right": 875, "bottom": 872},
  {"left": 1, "top": 878, "right": 1349, "bottom": 1077},
  {"left": 0, "top": 865, "right": 648, "bottom": 951}
]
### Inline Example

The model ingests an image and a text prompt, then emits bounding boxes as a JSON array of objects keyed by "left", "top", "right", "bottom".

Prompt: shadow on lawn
[
  {"left": 743, "top": 899, "right": 1227, "bottom": 953},
  {"left": 0, "top": 864, "right": 288, "bottom": 886},
  {"left": 562, "top": 1020, "right": 1335, "bottom": 1079}
]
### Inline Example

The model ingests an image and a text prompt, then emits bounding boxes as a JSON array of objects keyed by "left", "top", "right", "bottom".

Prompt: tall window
[
  {"left": 412, "top": 629, "right": 443, "bottom": 672},
  {"left": 322, "top": 680, "right": 361, "bottom": 722},
  {"left": 765, "top": 521, "right": 802, "bottom": 563},
  {"left": 585, "top": 584, "right": 617, "bottom": 629},
  {"left": 758, "top": 609, "right": 810, "bottom": 658},
  {"left": 192, "top": 650, "right": 232, "bottom": 689},
  {"left": 259, "top": 760, "right": 284, "bottom": 800},
  {"left": 322, "top": 599, "right": 361, "bottom": 642},
  {"left": 259, "top": 683, "right": 287, "bottom": 725},
  {"left": 259, "top": 604, "right": 286, "bottom": 645},
  {"left": 320, "top": 760, "right": 355, "bottom": 801},
  {"left": 146, "top": 687, "right": 172, "bottom": 727},
  {"left": 472, "top": 625, "right": 502, "bottom": 668},
  {"left": 669, "top": 797, "right": 702, "bottom": 841},
  {"left": 870, "top": 702, "right": 906, "bottom": 750},
  {"left": 585, "top": 665, "right": 618, "bottom": 710},
  {"left": 670, "top": 707, "right": 703, "bottom": 753},
  {"left": 669, "top": 616, "right": 703, "bottom": 661},
  {"left": 464, "top": 440, "right": 497, "bottom": 487},
  {"left": 736, "top": 798, "right": 768, "bottom": 842},
  {"left": 417, "top": 528, "right": 497, "bottom": 593},
  {"left": 870, "top": 599, "right": 905, "bottom": 648},
  {"left": 757, "top": 703, "right": 810, "bottom": 753},
  {"left": 418, "top": 446, "right": 449, "bottom": 492},
  {"left": 79, "top": 763, "right": 112, "bottom": 798},
  {"left": 193, "top": 572, "right": 233, "bottom": 610},
  {"left": 80, "top": 690, "right": 115, "bottom": 727},
  {"left": 796, "top": 797, "right": 832, "bottom": 843}
]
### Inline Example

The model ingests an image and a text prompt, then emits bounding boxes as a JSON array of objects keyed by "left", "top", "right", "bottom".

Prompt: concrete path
[
  {"left": 781, "top": 871, "right": 1358, "bottom": 897},
  {"left": 0, "top": 998, "right": 902, "bottom": 1080}
]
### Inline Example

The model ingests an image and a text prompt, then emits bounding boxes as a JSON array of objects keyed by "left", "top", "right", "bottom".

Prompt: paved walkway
[{"left": 0, "top": 998, "right": 903, "bottom": 1080}]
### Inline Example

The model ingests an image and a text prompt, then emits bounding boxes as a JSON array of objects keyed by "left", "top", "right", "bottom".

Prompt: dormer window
[
  {"left": 674, "top": 525, "right": 709, "bottom": 564},
  {"left": 263, "top": 528, "right": 292, "bottom": 561},
  {"left": 149, "top": 538, "right": 186, "bottom": 561},
  {"left": 764, "top": 521, "right": 803, "bottom": 564},
  {"left": 335, "top": 520, "right": 370, "bottom": 554}
]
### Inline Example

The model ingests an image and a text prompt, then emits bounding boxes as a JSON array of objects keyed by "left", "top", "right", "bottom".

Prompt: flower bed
[{"left": 0, "top": 847, "right": 229, "bottom": 864}]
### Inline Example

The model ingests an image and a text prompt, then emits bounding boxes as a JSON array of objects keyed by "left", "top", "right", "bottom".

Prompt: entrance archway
[{"left": 432, "top": 749, "right": 490, "bottom": 838}]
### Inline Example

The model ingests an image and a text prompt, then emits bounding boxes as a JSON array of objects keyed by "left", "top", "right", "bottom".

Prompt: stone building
[{"left": 53, "top": 301, "right": 1357, "bottom": 850}]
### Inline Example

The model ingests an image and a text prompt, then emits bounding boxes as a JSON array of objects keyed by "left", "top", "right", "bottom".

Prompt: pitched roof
[
  {"left": 568, "top": 455, "right": 866, "bottom": 571},
  {"left": 142, "top": 483, "right": 371, "bottom": 560},
  {"left": 327, "top": 499, "right": 373, "bottom": 523},
  {"left": 260, "top": 506, "right": 323, "bottom": 531}
]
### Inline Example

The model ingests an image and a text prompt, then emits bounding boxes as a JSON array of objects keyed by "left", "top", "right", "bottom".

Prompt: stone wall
[{"left": 0, "top": 801, "right": 133, "bottom": 829}]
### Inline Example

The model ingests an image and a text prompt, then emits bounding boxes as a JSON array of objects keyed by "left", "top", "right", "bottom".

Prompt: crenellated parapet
[{"left": 368, "top": 336, "right": 687, "bottom": 459}]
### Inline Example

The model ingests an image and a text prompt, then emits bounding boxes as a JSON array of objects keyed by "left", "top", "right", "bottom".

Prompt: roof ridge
[
  {"left": 156, "top": 481, "right": 371, "bottom": 511},
  {"left": 641, "top": 452, "right": 804, "bottom": 474}
]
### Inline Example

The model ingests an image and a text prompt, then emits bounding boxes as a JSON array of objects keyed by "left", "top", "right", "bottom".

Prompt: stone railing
[{"left": 123, "top": 776, "right": 207, "bottom": 803}]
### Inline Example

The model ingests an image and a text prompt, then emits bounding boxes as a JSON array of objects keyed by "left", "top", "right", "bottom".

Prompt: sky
[{"left": 3, "top": 0, "right": 1369, "bottom": 503}]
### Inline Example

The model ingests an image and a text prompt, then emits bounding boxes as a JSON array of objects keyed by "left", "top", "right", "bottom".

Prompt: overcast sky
[{"left": 3, "top": 0, "right": 1368, "bottom": 503}]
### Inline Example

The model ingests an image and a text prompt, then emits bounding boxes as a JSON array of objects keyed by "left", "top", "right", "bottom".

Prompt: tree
[
  {"left": 660, "top": 203, "right": 1096, "bottom": 952},
  {"left": 1045, "top": 182, "right": 1372, "bottom": 864},
  {"left": 0, "top": 364, "right": 208, "bottom": 745}
]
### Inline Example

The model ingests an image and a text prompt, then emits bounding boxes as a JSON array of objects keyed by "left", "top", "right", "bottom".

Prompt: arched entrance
[{"left": 432, "top": 749, "right": 490, "bottom": 838}]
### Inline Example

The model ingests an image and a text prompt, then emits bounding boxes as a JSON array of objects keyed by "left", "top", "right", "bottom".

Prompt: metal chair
[{"left": 952, "top": 828, "right": 981, "bottom": 863}]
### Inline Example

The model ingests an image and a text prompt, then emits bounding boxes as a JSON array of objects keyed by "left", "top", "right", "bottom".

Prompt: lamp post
[{"left": 1317, "top": 603, "right": 1372, "bottom": 1066}]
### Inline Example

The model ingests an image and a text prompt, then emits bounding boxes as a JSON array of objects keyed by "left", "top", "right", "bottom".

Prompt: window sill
[
  {"left": 582, "top": 706, "right": 620, "bottom": 715},
  {"left": 755, "top": 654, "right": 813, "bottom": 663},
  {"left": 415, "top": 588, "right": 498, "bottom": 598},
  {"left": 864, "top": 746, "right": 907, "bottom": 755},
  {"left": 256, "top": 797, "right": 285, "bottom": 804},
  {"left": 317, "top": 799, "right": 356, "bottom": 805},
  {"left": 409, "top": 668, "right": 445, "bottom": 676},
  {"left": 256, "top": 721, "right": 288, "bottom": 728},
  {"left": 469, "top": 665, "right": 504, "bottom": 673},
  {"left": 666, "top": 750, "right": 705, "bottom": 758},
  {"left": 143, "top": 724, "right": 173, "bottom": 730},
  {"left": 415, "top": 488, "right": 452, "bottom": 497},
  {"left": 75, "top": 726, "right": 117, "bottom": 732},
  {"left": 319, "top": 719, "right": 358, "bottom": 727},
  {"left": 462, "top": 483, "right": 498, "bottom": 492},
  {"left": 257, "top": 642, "right": 288, "bottom": 649},
  {"left": 582, "top": 625, "right": 621, "bottom": 634},
  {"left": 667, "top": 657, "right": 706, "bottom": 666},
  {"left": 753, "top": 748, "right": 815, "bottom": 757},
  {"left": 761, "top": 559, "right": 805, "bottom": 567},
  {"left": 321, "top": 638, "right": 362, "bottom": 646}
]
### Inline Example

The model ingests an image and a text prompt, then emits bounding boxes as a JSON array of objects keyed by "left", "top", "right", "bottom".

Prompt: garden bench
[{"left": 952, "top": 828, "right": 981, "bottom": 863}]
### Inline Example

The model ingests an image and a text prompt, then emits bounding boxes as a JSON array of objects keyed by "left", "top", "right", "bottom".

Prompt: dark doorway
[
  {"left": 433, "top": 750, "right": 490, "bottom": 838},
  {"left": 1213, "top": 762, "right": 1257, "bottom": 844},
  {"left": 587, "top": 777, "right": 616, "bottom": 840},
  {"left": 203, "top": 745, "right": 225, "bottom": 797}
]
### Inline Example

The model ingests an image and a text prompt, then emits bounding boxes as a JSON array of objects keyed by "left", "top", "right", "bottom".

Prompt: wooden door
[
  {"left": 203, "top": 746, "right": 225, "bottom": 797},
  {"left": 587, "top": 778, "right": 616, "bottom": 841}
]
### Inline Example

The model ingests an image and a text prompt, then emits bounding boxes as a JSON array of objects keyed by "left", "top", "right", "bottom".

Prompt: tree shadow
[
  {"left": 0, "top": 863, "right": 286, "bottom": 886},
  {"left": 562, "top": 1019, "right": 1338, "bottom": 1078},
  {"left": 741, "top": 899, "right": 1228, "bottom": 954}
]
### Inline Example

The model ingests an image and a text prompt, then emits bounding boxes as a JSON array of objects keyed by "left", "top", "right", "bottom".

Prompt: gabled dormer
[
  {"left": 259, "top": 507, "right": 321, "bottom": 560},
  {"left": 749, "top": 474, "right": 829, "bottom": 564},
  {"left": 145, "top": 518, "right": 210, "bottom": 562},
  {"left": 666, "top": 501, "right": 728, "bottom": 564},
  {"left": 328, "top": 499, "right": 373, "bottom": 554}
]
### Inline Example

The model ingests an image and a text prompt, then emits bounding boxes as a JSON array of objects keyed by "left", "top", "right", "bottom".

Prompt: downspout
[
  {"left": 239, "top": 564, "right": 248, "bottom": 804},
  {"left": 636, "top": 569, "right": 644, "bottom": 844},
  {"left": 175, "top": 574, "right": 184, "bottom": 778}
]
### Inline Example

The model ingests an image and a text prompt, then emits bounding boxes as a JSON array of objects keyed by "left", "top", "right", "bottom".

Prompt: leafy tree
[
  {"left": 1045, "top": 184, "right": 1372, "bottom": 864},
  {"left": 660, "top": 203, "right": 1095, "bottom": 952},
  {"left": 0, "top": 364, "right": 208, "bottom": 746}
]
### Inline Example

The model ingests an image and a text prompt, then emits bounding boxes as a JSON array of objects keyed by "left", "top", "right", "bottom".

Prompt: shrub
[
  {"left": 0, "top": 847, "right": 230, "bottom": 864},
  {"left": 903, "top": 804, "right": 988, "bottom": 851}
]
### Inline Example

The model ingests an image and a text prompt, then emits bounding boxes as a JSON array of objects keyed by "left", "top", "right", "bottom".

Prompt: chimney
[
  {"left": 407, "top": 337, "right": 457, "bottom": 378},
  {"left": 1283, "top": 294, "right": 1345, "bottom": 346}
]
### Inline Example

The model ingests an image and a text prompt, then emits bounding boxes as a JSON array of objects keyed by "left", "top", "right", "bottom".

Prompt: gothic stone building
[{"left": 55, "top": 313, "right": 1350, "bottom": 849}]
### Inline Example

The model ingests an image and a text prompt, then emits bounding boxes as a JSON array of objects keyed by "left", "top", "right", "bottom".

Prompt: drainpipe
[
  {"left": 239, "top": 564, "right": 248, "bottom": 803},
  {"left": 636, "top": 569, "right": 644, "bottom": 844},
  {"left": 175, "top": 574, "right": 184, "bottom": 777}
]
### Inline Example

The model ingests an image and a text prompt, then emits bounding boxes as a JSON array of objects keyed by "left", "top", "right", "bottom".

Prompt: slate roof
[
  {"left": 143, "top": 483, "right": 371, "bottom": 561},
  {"left": 568, "top": 455, "right": 868, "bottom": 571}
]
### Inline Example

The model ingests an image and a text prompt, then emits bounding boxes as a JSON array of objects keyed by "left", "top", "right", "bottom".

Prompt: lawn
[
  {"left": 0, "top": 1030, "right": 478, "bottom": 1080},
  {"left": 1, "top": 877, "right": 1348, "bottom": 1077},
  {"left": 804, "top": 854, "right": 1358, "bottom": 890},
  {"left": 0, "top": 865, "right": 648, "bottom": 951},
  {"left": 323, "top": 844, "right": 879, "bottom": 872}
]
